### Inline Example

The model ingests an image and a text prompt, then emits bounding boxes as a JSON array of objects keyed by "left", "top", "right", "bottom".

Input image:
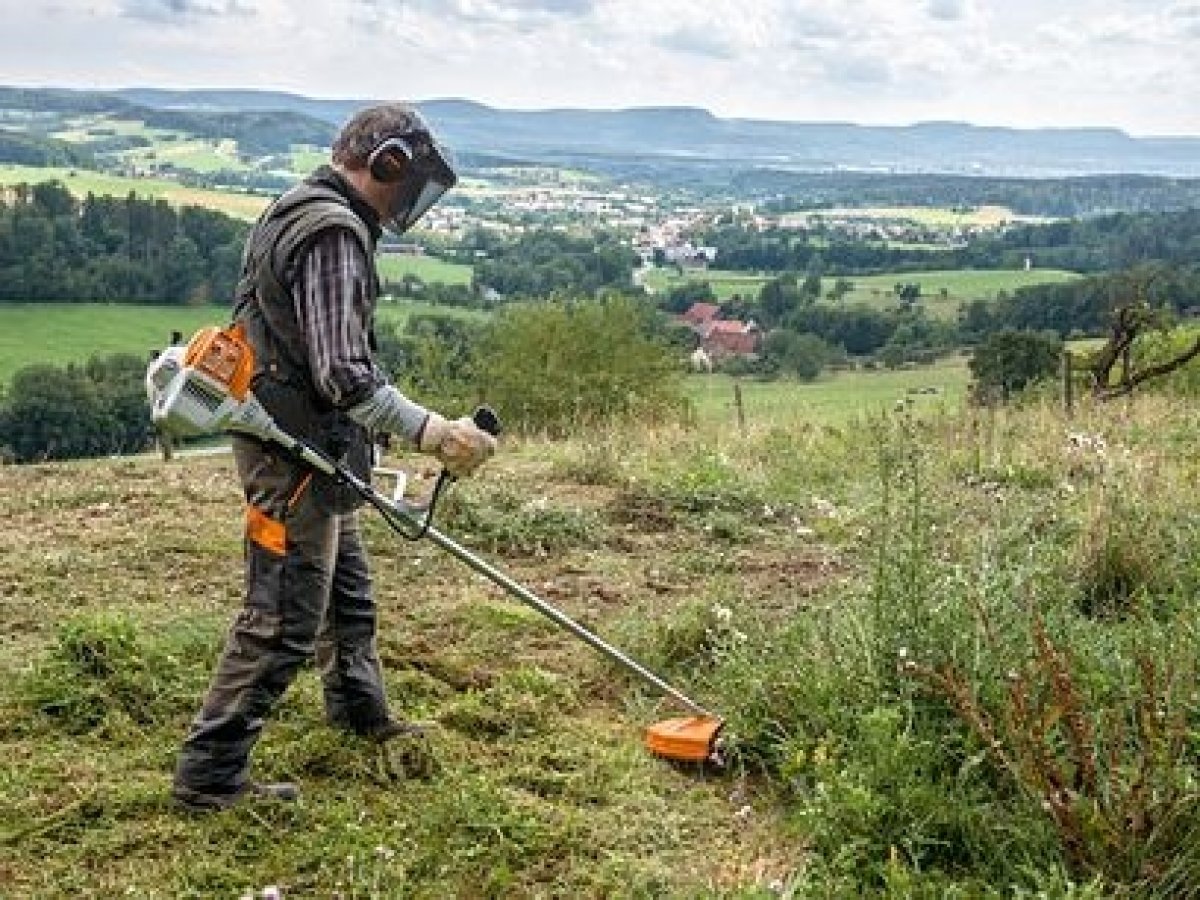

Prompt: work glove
[{"left": 418, "top": 412, "right": 497, "bottom": 478}]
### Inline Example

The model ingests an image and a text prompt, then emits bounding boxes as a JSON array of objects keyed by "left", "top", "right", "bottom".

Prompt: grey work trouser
[{"left": 173, "top": 437, "right": 390, "bottom": 797}]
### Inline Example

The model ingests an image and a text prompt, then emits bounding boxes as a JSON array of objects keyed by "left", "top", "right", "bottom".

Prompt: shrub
[{"left": 478, "top": 294, "right": 683, "bottom": 436}]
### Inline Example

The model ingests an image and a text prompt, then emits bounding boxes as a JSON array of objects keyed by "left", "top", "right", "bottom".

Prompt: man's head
[{"left": 332, "top": 103, "right": 457, "bottom": 235}]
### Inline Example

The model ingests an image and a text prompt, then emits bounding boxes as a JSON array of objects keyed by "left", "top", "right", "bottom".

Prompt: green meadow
[
  {"left": 0, "top": 304, "right": 230, "bottom": 384},
  {"left": 643, "top": 265, "right": 1082, "bottom": 318},
  {"left": 0, "top": 301, "right": 489, "bottom": 386},
  {"left": 797, "top": 204, "right": 1047, "bottom": 227},
  {"left": 0, "top": 165, "right": 271, "bottom": 220},
  {"left": 685, "top": 357, "right": 971, "bottom": 427},
  {"left": 376, "top": 253, "right": 474, "bottom": 286}
]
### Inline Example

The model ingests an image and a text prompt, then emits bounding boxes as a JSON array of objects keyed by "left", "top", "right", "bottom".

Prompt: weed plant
[{"left": 696, "top": 395, "right": 1200, "bottom": 894}]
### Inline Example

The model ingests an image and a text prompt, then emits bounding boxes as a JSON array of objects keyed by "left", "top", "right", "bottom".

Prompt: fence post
[
  {"left": 733, "top": 380, "right": 746, "bottom": 435},
  {"left": 1063, "top": 351, "right": 1074, "bottom": 418}
]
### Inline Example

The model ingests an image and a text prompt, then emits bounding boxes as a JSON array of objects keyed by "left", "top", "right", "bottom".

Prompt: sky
[{"left": 3, "top": 0, "right": 1200, "bottom": 136}]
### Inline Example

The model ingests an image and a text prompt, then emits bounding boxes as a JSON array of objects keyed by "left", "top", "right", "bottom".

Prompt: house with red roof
[
  {"left": 681, "top": 302, "right": 721, "bottom": 328},
  {"left": 678, "top": 302, "right": 760, "bottom": 361}
]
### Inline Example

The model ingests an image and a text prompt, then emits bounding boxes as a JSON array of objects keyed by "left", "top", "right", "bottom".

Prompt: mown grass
[
  {"left": 0, "top": 303, "right": 231, "bottom": 385},
  {"left": 2, "top": 381, "right": 1199, "bottom": 896}
]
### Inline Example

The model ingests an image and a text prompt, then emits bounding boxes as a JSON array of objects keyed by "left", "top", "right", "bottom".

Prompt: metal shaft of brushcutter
[
  {"left": 237, "top": 396, "right": 711, "bottom": 718},
  {"left": 410, "top": 519, "right": 712, "bottom": 717}
]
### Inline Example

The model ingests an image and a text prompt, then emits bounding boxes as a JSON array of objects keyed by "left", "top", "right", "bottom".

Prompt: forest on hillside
[{"left": 0, "top": 181, "right": 246, "bottom": 304}]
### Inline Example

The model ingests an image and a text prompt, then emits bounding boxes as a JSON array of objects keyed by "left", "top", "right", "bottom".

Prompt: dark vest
[{"left": 233, "top": 170, "right": 380, "bottom": 511}]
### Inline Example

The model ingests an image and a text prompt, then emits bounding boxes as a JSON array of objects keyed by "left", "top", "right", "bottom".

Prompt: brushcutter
[{"left": 146, "top": 323, "right": 724, "bottom": 764}]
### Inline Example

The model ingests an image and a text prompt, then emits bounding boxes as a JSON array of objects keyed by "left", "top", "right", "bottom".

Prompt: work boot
[
  {"left": 368, "top": 719, "right": 428, "bottom": 743},
  {"left": 328, "top": 710, "right": 429, "bottom": 743},
  {"left": 173, "top": 780, "right": 300, "bottom": 813}
]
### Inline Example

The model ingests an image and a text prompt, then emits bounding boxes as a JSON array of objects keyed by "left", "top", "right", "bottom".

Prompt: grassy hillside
[
  {"left": 0, "top": 164, "right": 271, "bottom": 220},
  {"left": 686, "top": 356, "right": 970, "bottom": 425},
  {"left": 794, "top": 204, "right": 1048, "bottom": 228},
  {"left": 377, "top": 254, "right": 474, "bottom": 286},
  {"left": 0, "top": 304, "right": 230, "bottom": 384},
  {"left": 3, "top": 386, "right": 1200, "bottom": 895},
  {"left": 841, "top": 267, "right": 1081, "bottom": 315},
  {"left": 0, "top": 302, "right": 488, "bottom": 386},
  {"left": 643, "top": 266, "right": 1081, "bottom": 318}
]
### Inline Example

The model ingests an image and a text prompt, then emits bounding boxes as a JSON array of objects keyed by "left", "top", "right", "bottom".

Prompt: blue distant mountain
[{"left": 23, "top": 86, "right": 1200, "bottom": 178}]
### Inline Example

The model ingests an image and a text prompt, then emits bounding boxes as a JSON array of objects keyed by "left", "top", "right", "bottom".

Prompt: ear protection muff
[{"left": 367, "top": 136, "right": 413, "bottom": 183}]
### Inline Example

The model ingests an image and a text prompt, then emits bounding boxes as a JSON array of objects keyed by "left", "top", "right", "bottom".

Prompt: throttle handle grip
[{"left": 472, "top": 405, "right": 501, "bottom": 437}]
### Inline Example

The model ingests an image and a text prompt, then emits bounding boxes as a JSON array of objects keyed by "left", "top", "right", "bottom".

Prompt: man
[{"left": 172, "top": 103, "right": 496, "bottom": 811}]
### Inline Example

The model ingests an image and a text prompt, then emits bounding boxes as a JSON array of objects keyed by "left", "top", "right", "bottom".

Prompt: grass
[
  {"left": 793, "top": 204, "right": 1049, "bottom": 228},
  {"left": 123, "top": 137, "right": 246, "bottom": 174},
  {"left": 685, "top": 356, "right": 971, "bottom": 427},
  {"left": 0, "top": 304, "right": 231, "bottom": 385},
  {"left": 641, "top": 265, "right": 1081, "bottom": 315},
  {"left": 377, "top": 253, "right": 474, "bottom": 286},
  {"left": 2, "top": 371, "right": 1200, "bottom": 894},
  {"left": 0, "top": 164, "right": 271, "bottom": 220},
  {"left": 0, "top": 302, "right": 490, "bottom": 386},
  {"left": 641, "top": 267, "right": 774, "bottom": 301},
  {"left": 840, "top": 267, "right": 1082, "bottom": 317}
]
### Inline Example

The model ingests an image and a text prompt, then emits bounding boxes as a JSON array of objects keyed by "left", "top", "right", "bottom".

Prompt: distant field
[
  {"left": 0, "top": 165, "right": 271, "bottom": 220},
  {"left": 643, "top": 266, "right": 1082, "bottom": 319},
  {"left": 123, "top": 137, "right": 245, "bottom": 174},
  {"left": 640, "top": 268, "right": 772, "bottom": 300},
  {"left": 842, "top": 267, "right": 1082, "bottom": 318},
  {"left": 377, "top": 254, "right": 474, "bottom": 286},
  {"left": 0, "top": 304, "right": 228, "bottom": 385},
  {"left": 686, "top": 356, "right": 971, "bottom": 427},
  {"left": 788, "top": 204, "right": 1050, "bottom": 228},
  {"left": 374, "top": 298, "right": 489, "bottom": 329},
  {"left": 0, "top": 301, "right": 489, "bottom": 385}
]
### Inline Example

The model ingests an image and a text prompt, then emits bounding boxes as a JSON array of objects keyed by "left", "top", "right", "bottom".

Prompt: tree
[
  {"left": 969, "top": 330, "right": 1063, "bottom": 400},
  {"left": 758, "top": 273, "right": 802, "bottom": 326},
  {"left": 0, "top": 355, "right": 152, "bottom": 462},
  {"left": 662, "top": 279, "right": 715, "bottom": 314},
  {"left": 0, "top": 364, "right": 114, "bottom": 462},
  {"left": 827, "top": 278, "right": 854, "bottom": 304},
  {"left": 762, "top": 330, "right": 834, "bottom": 380},
  {"left": 894, "top": 282, "right": 922, "bottom": 308},
  {"left": 1085, "top": 305, "right": 1200, "bottom": 398},
  {"left": 479, "top": 294, "right": 682, "bottom": 435},
  {"left": 376, "top": 313, "right": 489, "bottom": 414}
]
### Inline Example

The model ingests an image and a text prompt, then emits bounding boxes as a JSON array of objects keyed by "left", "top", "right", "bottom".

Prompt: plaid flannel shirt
[{"left": 292, "top": 228, "right": 383, "bottom": 409}]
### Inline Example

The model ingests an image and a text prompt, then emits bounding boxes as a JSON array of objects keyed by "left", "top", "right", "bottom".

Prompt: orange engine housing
[{"left": 183, "top": 322, "right": 255, "bottom": 401}]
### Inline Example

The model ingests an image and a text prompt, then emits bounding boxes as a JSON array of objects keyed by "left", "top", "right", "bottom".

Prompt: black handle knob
[{"left": 473, "top": 405, "right": 501, "bottom": 437}]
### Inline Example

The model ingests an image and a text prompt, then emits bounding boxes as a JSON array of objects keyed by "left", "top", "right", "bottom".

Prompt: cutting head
[{"left": 644, "top": 715, "right": 724, "bottom": 763}]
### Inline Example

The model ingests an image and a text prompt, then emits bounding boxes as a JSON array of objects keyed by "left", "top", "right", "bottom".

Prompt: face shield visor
[{"left": 381, "top": 135, "right": 458, "bottom": 235}]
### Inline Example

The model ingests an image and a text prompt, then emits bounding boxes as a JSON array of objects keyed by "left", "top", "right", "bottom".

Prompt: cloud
[
  {"left": 1168, "top": 1, "right": 1200, "bottom": 36},
  {"left": 359, "top": 0, "right": 594, "bottom": 29},
  {"left": 656, "top": 25, "right": 738, "bottom": 60},
  {"left": 823, "top": 53, "right": 892, "bottom": 85},
  {"left": 4, "top": 0, "right": 1198, "bottom": 134},
  {"left": 120, "top": 0, "right": 251, "bottom": 21},
  {"left": 926, "top": 0, "right": 966, "bottom": 20}
]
